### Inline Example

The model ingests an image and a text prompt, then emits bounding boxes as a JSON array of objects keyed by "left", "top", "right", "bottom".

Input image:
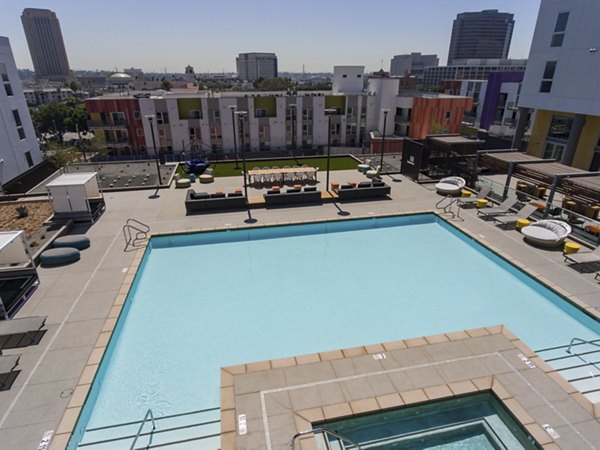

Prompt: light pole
[
  {"left": 76, "top": 123, "right": 87, "bottom": 162},
  {"left": 324, "top": 108, "right": 337, "bottom": 191},
  {"left": 235, "top": 111, "right": 248, "bottom": 200},
  {"left": 229, "top": 105, "right": 240, "bottom": 169},
  {"left": 144, "top": 115, "right": 162, "bottom": 188},
  {"left": 379, "top": 109, "right": 389, "bottom": 171}
]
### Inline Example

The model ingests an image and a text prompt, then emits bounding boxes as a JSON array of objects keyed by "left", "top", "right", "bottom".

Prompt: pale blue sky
[{"left": 1, "top": 0, "right": 541, "bottom": 73}]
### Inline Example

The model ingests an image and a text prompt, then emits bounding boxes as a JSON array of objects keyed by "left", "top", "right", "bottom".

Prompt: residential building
[
  {"left": 85, "top": 69, "right": 472, "bottom": 157},
  {"left": 23, "top": 87, "right": 89, "bottom": 106},
  {"left": 457, "top": 72, "right": 524, "bottom": 133},
  {"left": 390, "top": 53, "right": 439, "bottom": 84},
  {"left": 0, "top": 37, "right": 43, "bottom": 187},
  {"left": 422, "top": 59, "right": 527, "bottom": 90},
  {"left": 515, "top": 0, "right": 600, "bottom": 170},
  {"left": 448, "top": 10, "right": 515, "bottom": 64},
  {"left": 236, "top": 53, "right": 278, "bottom": 81},
  {"left": 21, "top": 8, "right": 72, "bottom": 81}
]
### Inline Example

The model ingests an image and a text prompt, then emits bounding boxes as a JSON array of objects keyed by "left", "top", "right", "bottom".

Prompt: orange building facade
[{"left": 409, "top": 96, "right": 473, "bottom": 139}]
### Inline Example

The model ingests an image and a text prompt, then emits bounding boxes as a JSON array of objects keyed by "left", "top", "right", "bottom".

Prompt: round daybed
[
  {"left": 53, "top": 234, "right": 90, "bottom": 250},
  {"left": 521, "top": 220, "right": 572, "bottom": 247},
  {"left": 435, "top": 177, "right": 466, "bottom": 195},
  {"left": 40, "top": 247, "right": 81, "bottom": 266},
  {"left": 176, "top": 178, "right": 192, "bottom": 188}
]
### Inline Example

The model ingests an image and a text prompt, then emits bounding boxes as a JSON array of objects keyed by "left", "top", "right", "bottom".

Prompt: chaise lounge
[
  {"left": 493, "top": 204, "right": 538, "bottom": 229},
  {"left": 477, "top": 197, "right": 518, "bottom": 219},
  {"left": 0, "top": 316, "right": 47, "bottom": 346},
  {"left": 563, "top": 244, "right": 600, "bottom": 265}
]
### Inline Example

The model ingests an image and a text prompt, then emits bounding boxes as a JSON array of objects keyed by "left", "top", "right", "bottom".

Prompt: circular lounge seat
[
  {"left": 521, "top": 220, "right": 572, "bottom": 247},
  {"left": 176, "top": 178, "right": 192, "bottom": 188},
  {"left": 53, "top": 234, "right": 90, "bottom": 250},
  {"left": 435, "top": 177, "right": 466, "bottom": 196},
  {"left": 40, "top": 247, "right": 80, "bottom": 266}
]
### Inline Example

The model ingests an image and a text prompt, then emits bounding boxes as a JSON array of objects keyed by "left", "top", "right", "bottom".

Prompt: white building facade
[
  {"left": 0, "top": 36, "right": 43, "bottom": 187},
  {"left": 515, "top": 0, "right": 600, "bottom": 169}
]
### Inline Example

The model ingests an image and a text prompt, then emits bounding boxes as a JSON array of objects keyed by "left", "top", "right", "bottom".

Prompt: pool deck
[{"left": 0, "top": 169, "right": 599, "bottom": 449}]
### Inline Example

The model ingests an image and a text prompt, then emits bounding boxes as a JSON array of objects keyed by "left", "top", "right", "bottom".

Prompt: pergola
[{"left": 480, "top": 151, "right": 600, "bottom": 215}]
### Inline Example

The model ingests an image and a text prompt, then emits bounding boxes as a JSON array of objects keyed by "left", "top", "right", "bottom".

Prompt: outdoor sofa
[
  {"left": 335, "top": 180, "right": 391, "bottom": 201},
  {"left": 185, "top": 190, "right": 246, "bottom": 214},
  {"left": 263, "top": 186, "right": 322, "bottom": 206}
]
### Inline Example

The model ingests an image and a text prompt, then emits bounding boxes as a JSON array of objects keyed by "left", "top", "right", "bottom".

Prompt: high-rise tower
[
  {"left": 448, "top": 10, "right": 514, "bottom": 64},
  {"left": 21, "top": 8, "right": 72, "bottom": 80}
]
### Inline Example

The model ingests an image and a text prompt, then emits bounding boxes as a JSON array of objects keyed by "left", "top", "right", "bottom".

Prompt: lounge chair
[
  {"left": 493, "top": 204, "right": 538, "bottom": 229},
  {"left": 435, "top": 177, "right": 466, "bottom": 196},
  {"left": 0, "top": 316, "right": 47, "bottom": 345},
  {"left": 366, "top": 165, "right": 381, "bottom": 179},
  {"left": 457, "top": 185, "right": 491, "bottom": 207},
  {"left": 522, "top": 220, "right": 572, "bottom": 247},
  {"left": 0, "top": 353, "right": 20, "bottom": 389},
  {"left": 563, "top": 244, "right": 600, "bottom": 265},
  {"left": 477, "top": 198, "right": 518, "bottom": 218}
]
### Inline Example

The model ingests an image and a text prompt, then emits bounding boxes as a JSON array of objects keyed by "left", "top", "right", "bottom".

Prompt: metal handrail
[
  {"left": 130, "top": 409, "right": 156, "bottom": 450},
  {"left": 291, "top": 427, "right": 361, "bottom": 449},
  {"left": 435, "top": 195, "right": 461, "bottom": 220},
  {"left": 123, "top": 218, "right": 150, "bottom": 251},
  {"left": 567, "top": 338, "right": 600, "bottom": 354}
]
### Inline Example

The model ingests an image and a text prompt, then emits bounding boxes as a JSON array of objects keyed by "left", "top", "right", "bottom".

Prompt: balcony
[{"left": 88, "top": 119, "right": 127, "bottom": 129}]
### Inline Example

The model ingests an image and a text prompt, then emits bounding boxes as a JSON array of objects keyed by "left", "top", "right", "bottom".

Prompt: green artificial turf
[{"left": 178, "top": 155, "right": 359, "bottom": 178}]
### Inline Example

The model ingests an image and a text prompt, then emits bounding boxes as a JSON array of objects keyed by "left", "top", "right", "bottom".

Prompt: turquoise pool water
[
  {"left": 70, "top": 214, "right": 600, "bottom": 448},
  {"left": 321, "top": 393, "right": 540, "bottom": 449}
]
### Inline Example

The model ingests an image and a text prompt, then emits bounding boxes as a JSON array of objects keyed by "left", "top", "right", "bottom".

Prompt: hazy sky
[{"left": 1, "top": 0, "right": 541, "bottom": 73}]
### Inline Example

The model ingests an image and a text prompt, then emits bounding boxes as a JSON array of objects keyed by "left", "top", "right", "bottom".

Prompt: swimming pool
[{"left": 70, "top": 214, "right": 600, "bottom": 448}]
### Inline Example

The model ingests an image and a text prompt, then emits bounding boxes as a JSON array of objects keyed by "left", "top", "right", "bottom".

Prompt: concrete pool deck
[{"left": 0, "top": 169, "right": 598, "bottom": 449}]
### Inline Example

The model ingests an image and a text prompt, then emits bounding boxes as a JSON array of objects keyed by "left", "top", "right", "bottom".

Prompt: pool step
[
  {"left": 536, "top": 340, "right": 600, "bottom": 404},
  {"left": 77, "top": 407, "right": 221, "bottom": 449}
]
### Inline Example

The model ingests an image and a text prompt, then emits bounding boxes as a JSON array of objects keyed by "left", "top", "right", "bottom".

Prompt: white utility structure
[{"left": 45, "top": 172, "right": 105, "bottom": 222}]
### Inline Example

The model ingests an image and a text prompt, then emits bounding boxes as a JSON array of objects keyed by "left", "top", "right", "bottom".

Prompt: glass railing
[{"left": 477, "top": 176, "right": 600, "bottom": 246}]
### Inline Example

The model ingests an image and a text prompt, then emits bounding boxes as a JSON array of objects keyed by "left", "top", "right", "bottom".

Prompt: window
[
  {"left": 12, "top": 110, "right": 25, "bottom": 139},
  {"left": 549, "top": 115, "right": 573, "bottom": 140},
  {"left": 357, "top": 74, "right": 362, "bottom": 78},
  {"left": 302, "top": 107, "right": 313, "bottom": 120},
  {"left": 551, "top": 12, "right": 569, "bottom": 47},
  {"left": 136, "top": 128, "right": 144, "bottom": 136},
  {"left": 156, "top": 111, "right": 169, "bottom": 124},
  {"left": 212, "top": 110, "right": 220, "bottom": 120},
  {"left": 445, "top": 111, "right": 452, "bottom": 119},
  {"left": 1, "top": 63, "right": 12, "bottom": 96},
  {"left": 342, "top": 74, "right": 347, "bottom": 78},
  {"left": 133, "top": 111, "right": 141, "bottom": 120},
  {"left": 543, "top": 142, "right": 565, "bottom": 160},
  {"left": 188, "top": 110, "right": 201, "bottom": 119},
  {"left": 346, "top": 107, "right": 353, "bottom": 116},
  {"left": 158, "top": 129, "right": 166, "bottom": 137},
  {"left": 255, "top": 108, "right": 267, "bottom": 118},
  {"left": 540, "top": 61, "right": 557, "bottom": 93},
  {"left": 111, "top": 112, "right": 125, "bottom": 124},
  {"left": 25, "top": 151, "right": 34, "bottom": 168}
]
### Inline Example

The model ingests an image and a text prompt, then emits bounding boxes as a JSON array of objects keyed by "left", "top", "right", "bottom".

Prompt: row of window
[
  {"left": 540, "top": 12, "right": 569, "bottom": 93},
  {"left": 1, "top": 63, "right": 13, "bottom": 96}
]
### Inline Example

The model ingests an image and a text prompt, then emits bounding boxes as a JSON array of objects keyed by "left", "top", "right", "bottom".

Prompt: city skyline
[{"left": 1, "top": 0, "right": 540, "bottom": 74}]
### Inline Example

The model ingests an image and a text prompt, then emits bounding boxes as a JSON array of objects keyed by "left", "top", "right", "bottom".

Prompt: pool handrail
[
  {"left": 129, "top": 408, "right": 156, "bottom": 450},
  {"left": 566, "top": 337, "right": 600, "bottom": 354},
  {"left": 291, "top": 427, "right": 361, "bottom": 449}
]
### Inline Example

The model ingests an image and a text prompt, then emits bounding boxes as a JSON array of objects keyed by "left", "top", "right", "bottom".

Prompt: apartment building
[
  {"left": 389, "top": 53, "right": 439, "bottom": 84},
  {"left": 85, "top": 67, "right": 473, "bottom": 157},
  {"left": 515, "top": 0, "right": 600, "bottom": 170},
  {"left": 0, "top": 37, "right": 43, "bottom": 187},
  {"left": 422, "top": 59, "right": 527, "bottom": 90}
]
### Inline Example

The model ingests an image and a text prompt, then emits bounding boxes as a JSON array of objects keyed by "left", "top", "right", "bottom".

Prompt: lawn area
[{"left": 177, "top": 155, "right": 359, "bottom": 178}]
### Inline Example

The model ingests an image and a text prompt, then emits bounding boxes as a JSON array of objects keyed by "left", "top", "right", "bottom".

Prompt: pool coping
[
  {"left": 226, "top": 325, "right": 596, "bottom": 450},
  {"left": 49, "top": 210, "right": 600, "bottom": 450}
]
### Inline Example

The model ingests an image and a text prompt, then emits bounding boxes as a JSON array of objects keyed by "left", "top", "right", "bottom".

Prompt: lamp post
[
  {"left": 144, "top": 115, "right": 162, "bottom": 188},
  {"left": 379, "top": 109, "right": 389, "bottom": 170},
  {"left": 229, "top": 105, "right": 240, "bottom": 169},
  {"left": 324, "top": 108, "right": 337, "bottom": 191},
  {"left": 235, "top": 111, "right": 248, "bottom": 200}
]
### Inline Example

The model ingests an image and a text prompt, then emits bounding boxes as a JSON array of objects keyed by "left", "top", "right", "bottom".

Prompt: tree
[
  {"left": 160, "top": 80, "right": 172, "bottom": 91},
  {"left": 44, "top": 141, "right": 78, "bottom": 167},
  {"left": 255, "top": 77, "right": 294, "bottom": 91},
  {"left": 31, "top": 102, "right": 88, "bottom": 135}
]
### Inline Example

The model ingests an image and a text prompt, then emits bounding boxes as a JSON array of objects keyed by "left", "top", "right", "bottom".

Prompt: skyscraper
[
  {"left": 447, "top": 10, "right": 515, "bottom": 64},
  {"left": 236, "top": 53, "right": 278, "bottom": 81},
  {"left": 21, "top": 8, "right": 72, "bottom": 81}
]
